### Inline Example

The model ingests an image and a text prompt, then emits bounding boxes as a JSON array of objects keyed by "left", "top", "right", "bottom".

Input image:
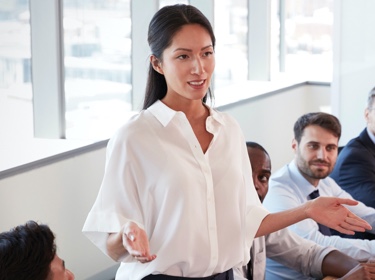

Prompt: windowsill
[
  {"left": 0, "top": 78, "right": 330, "bottom": 180},
  {"left": 0, "top": 137, "right": 109, "bottom": 179},
  {"left": 214, "top": 77, "right": 330, "bottom": 108}
]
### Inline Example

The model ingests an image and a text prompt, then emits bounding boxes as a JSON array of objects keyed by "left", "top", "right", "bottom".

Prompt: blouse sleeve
[{"left": 82, "top": 127, "right": 145, "bottom": 260}]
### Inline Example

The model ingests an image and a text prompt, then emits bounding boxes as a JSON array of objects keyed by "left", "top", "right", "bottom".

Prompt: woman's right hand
[{"left": 122, "top": 221, "right": 157, "bottom": 263}]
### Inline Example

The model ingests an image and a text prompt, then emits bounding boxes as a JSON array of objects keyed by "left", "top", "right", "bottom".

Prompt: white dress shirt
[
  {"left": 263, "top": 160, "right": 375, "bottom": 279},
  {"left": 82, "top": 100, "right": 268, "bottom": 280},
  {"left": 235, "top": 227, "right": 334, "bottom": 280}
]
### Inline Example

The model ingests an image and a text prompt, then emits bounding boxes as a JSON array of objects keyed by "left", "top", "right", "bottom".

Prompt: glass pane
[
  {"left": 63, "top": 0, "right": 132, "bottom": 140},
  {"left": 0, "top": 0, "right": 33, "bottom": 140},
  {"left": 275, "top": 0, "right": 333, "bottom": 81},
  {"left": 214, "top": 0, "right": 248, "bottom": 89}
]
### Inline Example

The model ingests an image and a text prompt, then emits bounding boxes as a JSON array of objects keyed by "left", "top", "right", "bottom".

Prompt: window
[
  {"left": 214, "top": 0, "right": 248, "bottom": 88},
  {"left": 0, "top": 0, "right": 33, "bottom": 140},
  {"left": 63, "top": 0, "right": 133, "bottom": 140},
  {"left": 1, "top": 1, "right": 334, "bottom": 144},
  {"left": 272, "top": 0, "right": 333, "bottom": 81}
]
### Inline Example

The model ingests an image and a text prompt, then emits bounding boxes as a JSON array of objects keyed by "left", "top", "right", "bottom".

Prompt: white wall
[
  {"left": 0, "top": 148, "right": 116, "bottom": 280},
  {"left": 332, "top": 0, "right": 375, "bottom": 145},
  {"left": 0, "top": 83, "right": 329, "bottom": 279},
  {"left": 220, "top": 84, "right": 330, "bottom": 171}
]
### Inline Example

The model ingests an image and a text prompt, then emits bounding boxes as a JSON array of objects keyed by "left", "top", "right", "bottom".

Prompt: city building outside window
[
  {"left": 63, "top": 0, "right": 133, "bottom": 140},
  {"left": 271, "top": 0, "right": 333, "bottom": 81},
  {"left": 0, "top": 0, "right": 33, "bottom": 141}
]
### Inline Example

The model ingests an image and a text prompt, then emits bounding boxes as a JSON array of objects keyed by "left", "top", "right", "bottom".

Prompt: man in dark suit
[{"left": 331, "top": 86, "right": 375, "bottom": 239}]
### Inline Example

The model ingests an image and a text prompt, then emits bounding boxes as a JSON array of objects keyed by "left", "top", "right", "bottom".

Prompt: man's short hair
[
  {"left": 293, "top": 112, "right": 341, "bottom": 143},
  {"left": 367, "top": 86, "right": 375, "bottom": 109},
  {"left": 0, "top": 220, "right": 56, "bottom": 280},
  {"left": 246, "top": 141, "right": 269, "bottom": 156}
]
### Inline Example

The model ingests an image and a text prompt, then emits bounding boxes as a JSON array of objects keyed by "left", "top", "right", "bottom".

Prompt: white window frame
[{"left": 30, "top": 0, "right": 65, "bottom": 138}]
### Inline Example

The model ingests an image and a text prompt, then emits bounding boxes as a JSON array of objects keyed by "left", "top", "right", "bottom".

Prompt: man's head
[
  {"left": 246, "top": 142, "right": 271, "bottom": 202},
  {"left": 365, "top": 86, "right": 375, "bottom": 135},
  {"left": 292, "top": 112, "right": 341, "bottom": 186},
  {"left": 0, "top": 220, "right": 74, "bottom": 280}
]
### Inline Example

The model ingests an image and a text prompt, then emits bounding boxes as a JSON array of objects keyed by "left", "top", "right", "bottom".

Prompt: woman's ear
[{"left": 150, "top": 55, "right": 163, "bottom": 75}]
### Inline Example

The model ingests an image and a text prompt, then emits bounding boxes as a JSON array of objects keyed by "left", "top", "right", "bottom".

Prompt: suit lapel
[{"left": 358, "top": 128, "right": 375, "bottom": 157}]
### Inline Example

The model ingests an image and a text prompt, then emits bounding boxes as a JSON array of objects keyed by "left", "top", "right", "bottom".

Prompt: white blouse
[{"left": 82, "top": 100, "right": 268, "bottom": 280}]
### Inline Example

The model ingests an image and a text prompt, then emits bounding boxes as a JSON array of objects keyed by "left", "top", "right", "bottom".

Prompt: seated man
[
  {"left": 236, "top": 141, "right": 375, "bottom": 280},
  {"left": 263, "top": 112, "right": 375, "bottom": 279},
  {"left": 331, "top": 86, "right": 375, "bottom": 240},
  {"left": 0, "top": 220, "right": 75, "bottom": 280}
]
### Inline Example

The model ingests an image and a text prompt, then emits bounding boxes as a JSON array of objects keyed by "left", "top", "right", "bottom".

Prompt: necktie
[
  {"left": 308, "top": 189, "right": 332, "bottom": 236},
  {"left": 247, "top": 257, "right": 253, "bottom": 280}
]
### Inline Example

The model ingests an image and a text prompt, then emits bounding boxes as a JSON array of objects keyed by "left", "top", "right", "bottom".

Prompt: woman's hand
[
  {"left": 305, "top": 197, "right": 372, "bottom": 235},
  {"left": 122, "top": 221, "right": 157, "bottom": 263}
]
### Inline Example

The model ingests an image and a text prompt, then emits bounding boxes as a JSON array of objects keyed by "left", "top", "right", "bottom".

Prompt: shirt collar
[
  {"left": 147, "top": 100, "right": 178, "bottom": 127},
  {"left": 147, "top": 99, "right": 225, "bottom": 127},
  {"left": 208, "top": 106, "right": 225, "bottom": 125},
  {"left": 366, "top": 127, "right": 375, "bottom": 145},
  {"left": 289, "top": 160, "right": 318, "bottom": 198}
]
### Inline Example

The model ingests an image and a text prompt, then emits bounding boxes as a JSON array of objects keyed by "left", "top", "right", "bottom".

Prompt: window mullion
[
  {"left": 248, "top": 0, "right": 271, "bottom": 80},
  {"left": 131, "top": 0, "right": 159, "bottom": 111},
  {"left": 30, "top": 0, "right": 65, "bottom": 139}
]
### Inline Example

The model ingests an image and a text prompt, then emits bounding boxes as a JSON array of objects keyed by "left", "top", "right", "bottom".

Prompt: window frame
[{"left": 30, "top": 0, "right": 65, "bottom": 138}]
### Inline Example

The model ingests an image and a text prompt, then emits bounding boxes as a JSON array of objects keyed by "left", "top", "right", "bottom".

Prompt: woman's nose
[{"left": 191, "top": 58, "right": 205, "bottom": 75}]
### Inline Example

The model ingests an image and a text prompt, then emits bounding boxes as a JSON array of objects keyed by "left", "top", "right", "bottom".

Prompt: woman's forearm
[
  {"left": 255, "top": 202, "right": 310, "bottom": 237},
  {"left": 106, "top": 231, "right": 127, "bottom": 261},
  {"left": 256, "top": 197, "right": 371, "bottom": 238}
]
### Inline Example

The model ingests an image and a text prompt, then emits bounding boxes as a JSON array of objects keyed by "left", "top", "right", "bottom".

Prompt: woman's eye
[{"left": 177, "top": 54, "right": 188, "bottom": 59}]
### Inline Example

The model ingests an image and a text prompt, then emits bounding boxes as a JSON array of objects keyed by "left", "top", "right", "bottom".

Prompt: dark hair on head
[
  {"left": 246, "top": 141, "right": 269, "bottom": 156},
  {"left": 0, "top": 220, "right": 56, "bottom": 280},
  {"left": 367, "top": 86, "right": 375, "bottom": 109},
  {"left": 143, "top": 4, "right": 216, "bottom": 109},
  {"left": 293, "top": 112, "right": 341, "bottom": 143}
]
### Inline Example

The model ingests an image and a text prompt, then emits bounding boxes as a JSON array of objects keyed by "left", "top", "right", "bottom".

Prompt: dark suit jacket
[{"left": 330, "top": 128, "right": 375, "bottom": 239}]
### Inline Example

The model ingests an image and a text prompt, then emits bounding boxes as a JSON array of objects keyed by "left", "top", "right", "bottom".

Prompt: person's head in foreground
[
  {"left": 0, "top": 220, "right": 74, "bottom": 280},
  {"left": 293, "top": 112, "right": 341, "bottom": 186}
]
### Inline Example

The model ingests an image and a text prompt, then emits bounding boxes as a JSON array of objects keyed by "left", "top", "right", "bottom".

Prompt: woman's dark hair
[
  {"left": 0, "top": 220, "right": 56, "bottom": 280},
  {"left": 293, "top": 112, "right": 341, "bottom": 143},
  {"left": 143, "top": 4, "right": 216, "bottom": 109}
]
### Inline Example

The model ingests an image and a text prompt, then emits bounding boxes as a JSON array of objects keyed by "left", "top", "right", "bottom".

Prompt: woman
[{"left": 83, "top": 4, "right": 370, "bottom": 280}]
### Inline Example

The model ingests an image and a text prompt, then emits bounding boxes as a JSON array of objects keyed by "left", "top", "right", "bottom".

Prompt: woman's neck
[{"left": 161, "top": 97, "right": 208, "bottom": 121}]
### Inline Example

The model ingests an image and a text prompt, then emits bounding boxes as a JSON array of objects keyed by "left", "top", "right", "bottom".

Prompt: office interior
[{"left": 0, "top": 0, "right": 374, "bottom": 279}]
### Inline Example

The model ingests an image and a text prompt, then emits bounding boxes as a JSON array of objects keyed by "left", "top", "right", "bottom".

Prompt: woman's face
[{"left": 152, "top": 24, "right": 215, "bottom": 105}]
